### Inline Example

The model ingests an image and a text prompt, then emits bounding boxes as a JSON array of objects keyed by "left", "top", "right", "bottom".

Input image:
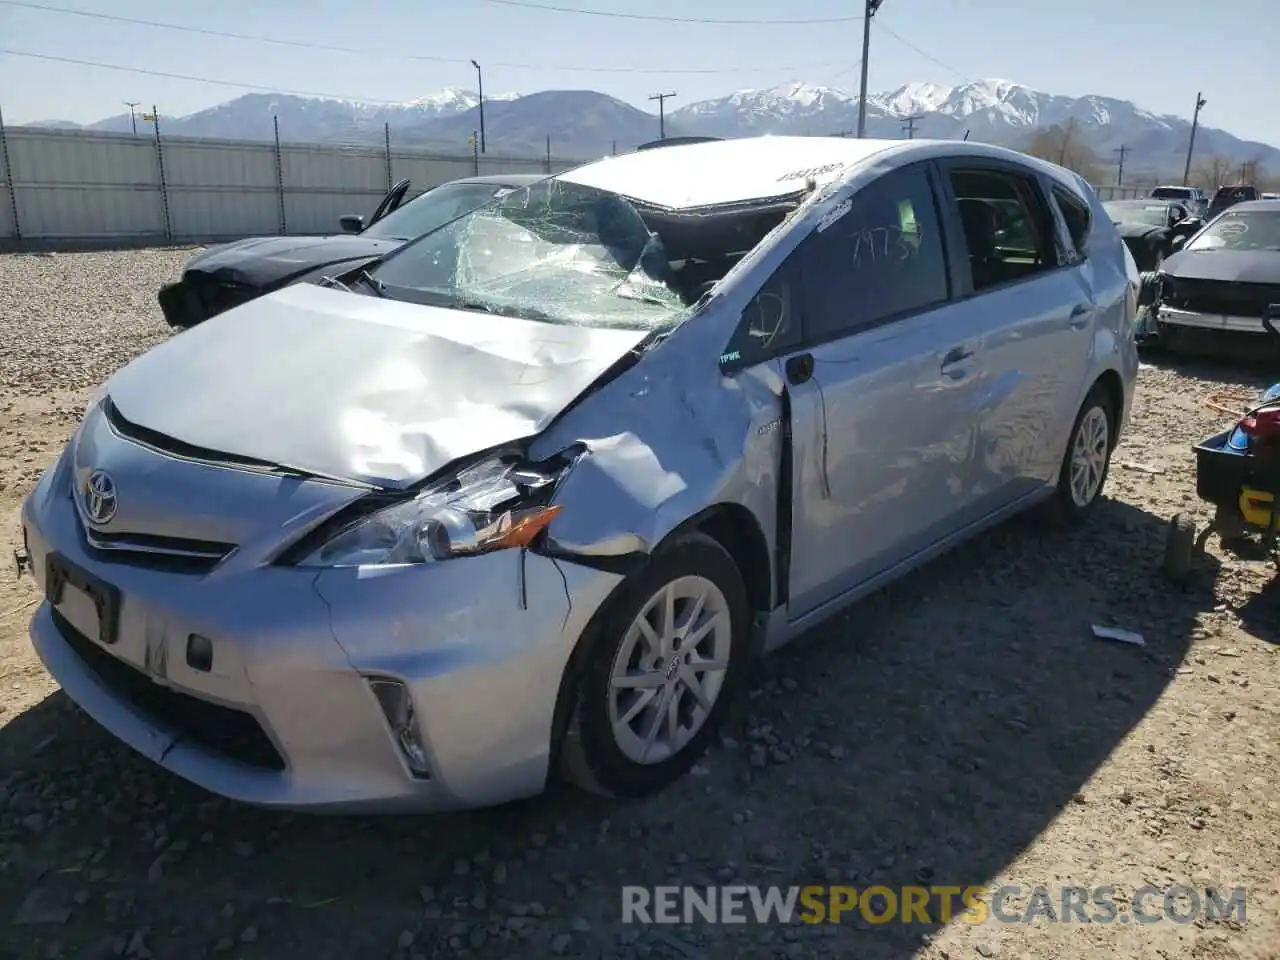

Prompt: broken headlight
[{"left": 296, "top": 456, "right": 567, "bottom": 568}]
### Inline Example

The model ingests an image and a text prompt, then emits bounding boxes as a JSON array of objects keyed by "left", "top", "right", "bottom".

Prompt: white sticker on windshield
[{"left": 817, "top": 197, "right": 852, "bottom": 233}]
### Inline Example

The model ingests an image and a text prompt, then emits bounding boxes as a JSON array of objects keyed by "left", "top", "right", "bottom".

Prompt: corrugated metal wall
[
  {"left": 0, "top": 123, "right": 1156, "bottom": 249},
  {"left": 0, "top": 125, "right": 589, "bottom": 249}
]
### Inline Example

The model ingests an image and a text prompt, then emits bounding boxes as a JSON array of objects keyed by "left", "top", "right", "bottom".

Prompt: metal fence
[
  {"left": 1091, "top": 185, "right": 1145, "bottom": 201},
  {"left": 0, "top": 120, "right": 591, "bottom": 250},
  {"left": 0, "top": 115, "right": 1166, "bottom": 250}
]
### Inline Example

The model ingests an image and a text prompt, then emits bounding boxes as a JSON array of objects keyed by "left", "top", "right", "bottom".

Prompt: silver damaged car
[{"left": 22, "top": 136, "right": 1140, "bottom": 812}]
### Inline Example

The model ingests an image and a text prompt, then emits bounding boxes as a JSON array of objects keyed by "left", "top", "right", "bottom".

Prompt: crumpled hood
[
  {"left": 185, "top": 234, "right": 404, "bottom": 287},
  {"left": 1163, "top": 248, "right": 1280, "bottom": 284},
  {"left": 1113, "top": 221, "right": 1166, "bottom": 241},
  {"left": 104, "top": 284, "right": 650, "bottom": 488}
]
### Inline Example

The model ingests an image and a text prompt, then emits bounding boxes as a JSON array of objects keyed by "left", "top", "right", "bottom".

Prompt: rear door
[{"left": 931, "top": 159, "right": 1095, "bottom": 514}]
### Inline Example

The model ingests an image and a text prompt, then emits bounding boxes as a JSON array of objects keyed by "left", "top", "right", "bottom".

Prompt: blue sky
[{"left": 1, "top": 0, "right": 1276, "bottom": 148}]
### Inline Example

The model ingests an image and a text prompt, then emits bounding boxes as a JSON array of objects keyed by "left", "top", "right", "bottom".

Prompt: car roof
[
  {"left": 1219, "top": 199, "right": 1280, "bottom": 213},
  {"left": 556, "top": 135, "right": 1076, "bottom": 211},
  {"left": 451, "top": 173, "right": 548, "bottom": 186}
]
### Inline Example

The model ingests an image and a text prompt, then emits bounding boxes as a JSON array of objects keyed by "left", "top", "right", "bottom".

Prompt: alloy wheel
[
  {"left": 1069, "top": 406, "right": 1110, "bottom": 508},
  {"left": 607, "top": 575, "right": 732, "bottom": 765}
]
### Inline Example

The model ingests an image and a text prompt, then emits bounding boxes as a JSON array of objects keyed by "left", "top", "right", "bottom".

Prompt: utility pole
[
  {"left": 470, "top": 60, "right": 486, "bottom": 153},
  {"left": 648, "top": 92, "right": 677, "bottom": 139},
  {"left": 856, "top": 0, "right": 887, "bottom": 138},
  {"left": 829, "top": 129, "right": 855, "bottom": 138},
  {"left": 901, "top": 114, "right": 922, "bottom": 139},
  {"left": 123, "top": 101, "right": 140, "bottom": 136},
  {"left": 1181, "top": 92, "right": 1206, "bottom": 187},
  {"left": 1113, "top": 144, "right": 1129, "bottom": 186}
]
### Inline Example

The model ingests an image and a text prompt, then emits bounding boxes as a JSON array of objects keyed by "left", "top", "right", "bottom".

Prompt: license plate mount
[{"left": 45, "top": 552, "right": 121, "bottom": 646}]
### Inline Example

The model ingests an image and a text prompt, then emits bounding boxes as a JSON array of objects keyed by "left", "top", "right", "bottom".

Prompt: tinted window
[
  {"left": 1211, "top": 186, "right": 1257, "bottom": 206},
  {"left": 722, "top": 263, "right": 800, "bottom": 367},
  {"left": 1054, "top": 186, "right": 1093, "bottom": 254},
  {"left": 1151, "top": 187, "right": 1192, "bottom": 201},
  {"left": 795, "top": 165, "right": 949, "bottom": 341},
  {"left": 950, "top": 168, "right": 1055, "bottom": 291}
]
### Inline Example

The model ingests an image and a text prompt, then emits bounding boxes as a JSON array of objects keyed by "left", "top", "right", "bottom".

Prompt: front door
[{"left": 776, "top": 162, "right": 989, "bottom": 619}]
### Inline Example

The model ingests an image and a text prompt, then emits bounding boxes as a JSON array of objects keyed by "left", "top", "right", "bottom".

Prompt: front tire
[
  {"left": 563, "top": 531, "right": 749, "bottom": 799},
  {"left": 1055, "top": 383, "right": 1116, "bottom": 524}
]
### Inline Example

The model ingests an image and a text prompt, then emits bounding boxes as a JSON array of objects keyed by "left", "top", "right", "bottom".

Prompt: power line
[
  {"left": 648, "top": 92, "right": 676, "bottom": 139},
  {"left": 477, "top": 0, "right": 862, "bottom": 24},
  {"left": 873, "top": 20, "right": 970, "bottom": 83},
  {"left": 0, "top": 0, "right": 841, "bottom": 74},
  {"left": 1113, "top": 144, "right": 1129, "bottom": 186},
  {"left": 0, "top": 49, "right": 457, "bottom": 104}
]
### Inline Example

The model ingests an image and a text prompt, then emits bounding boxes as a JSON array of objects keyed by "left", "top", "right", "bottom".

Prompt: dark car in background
[
  {"left": 1146, "top": 199, "right": 1280, "bottom": 348},
  {"left": 157, "top": 173, "right": 546, "bottom": 329},
  {"left": 1205, "top": 184, "right": 1259, "bottom": 220},
  {"left": 1103, "top": 199, "right": 1203, "bottom": 271}
]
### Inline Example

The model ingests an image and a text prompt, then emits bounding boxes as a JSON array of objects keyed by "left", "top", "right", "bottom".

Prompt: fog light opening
[
  {"left": 368, "top": 678, "right": 432, "bottom": 780},
  {"left": 186, "top": 634, "right": 213, "bottom": 672}
]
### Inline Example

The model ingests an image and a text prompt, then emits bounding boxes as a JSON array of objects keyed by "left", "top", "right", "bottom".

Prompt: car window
[
  {"left": 721, "top": 263, "right": 800, "bottom": 367},
  {"left": 791, "top": 164, "right": 949, "bottom": 342},
  {"left": 949, "top": 167, "right": 1056, "bottom": 292},
  {"left": 1052, "top": 186, "right": 1092, "bottom": 257}
]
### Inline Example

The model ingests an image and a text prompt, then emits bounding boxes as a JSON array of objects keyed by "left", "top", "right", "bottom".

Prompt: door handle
[
  {"left": 785, "top": 353, "right": 814, "bottom": 385},
  {"left": 940, "top": 346, "right": 974, "bottom": 379},
  {"left": 1069, "top": 302, "right": 1092, "bottom": 329}
]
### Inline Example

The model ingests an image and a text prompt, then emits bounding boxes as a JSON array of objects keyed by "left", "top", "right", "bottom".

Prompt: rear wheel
[{"left": 1055, "top": 383, "right": 1116, "bottom": 524}]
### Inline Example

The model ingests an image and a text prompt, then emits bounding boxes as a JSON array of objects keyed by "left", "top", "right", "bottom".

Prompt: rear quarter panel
[{"left": 1079, "top": 178, "right": 1139, "bottom": 437}]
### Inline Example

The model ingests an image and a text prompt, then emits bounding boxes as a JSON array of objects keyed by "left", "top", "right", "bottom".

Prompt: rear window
[
  {"left": 1151, "top": 187, "right": 1192, "bottom": 200},
  {"left": 1212, "top": 186, "right": 1257, "bottom": 205}
]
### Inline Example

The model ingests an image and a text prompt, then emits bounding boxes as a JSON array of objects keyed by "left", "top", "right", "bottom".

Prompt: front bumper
[
  {"left": 21, "top": 461, "right": 623, "bottom": 813},
  {"left": 157, "top": 275, "right": 260, "bottom": 329},
  {"left": 1155, "top": 306, "right": 1274, "bottom": 334}
]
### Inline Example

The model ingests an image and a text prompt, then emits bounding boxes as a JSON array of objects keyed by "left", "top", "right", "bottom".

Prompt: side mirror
[
  {"left": 1181, "top": 218, "right": 1202, "bottom": 231},
  {"left": 339, "top": 215, "right": 363, "bottom": 234},
  {"left": 1171, "top": 235, "right": 1188, "bottom": 251}
]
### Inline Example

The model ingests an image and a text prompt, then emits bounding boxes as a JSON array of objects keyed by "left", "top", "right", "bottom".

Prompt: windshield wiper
[
  {"left": 454, "top": 298, "right": 557, "bottom": 324},
  {"left": 357, "top": 270, "right": 387, "bottom": 298},
  {"left": 317, "top": 274, "right": 352, "bottom": 291}
]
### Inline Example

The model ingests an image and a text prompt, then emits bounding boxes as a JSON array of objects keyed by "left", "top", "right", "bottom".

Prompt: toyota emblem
[{"left": 83, "top": 470, "right": 118, "bottom": 525}]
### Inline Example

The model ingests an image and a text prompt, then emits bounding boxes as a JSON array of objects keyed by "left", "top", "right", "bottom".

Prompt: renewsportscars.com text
[{"left": 621, "top": 884, "right": 1248, "bottom": 926}]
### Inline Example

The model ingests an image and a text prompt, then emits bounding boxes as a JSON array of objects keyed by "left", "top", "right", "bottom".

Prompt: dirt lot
[{"left": 0, "top": 249, "right": 1277, "bottom": 960}]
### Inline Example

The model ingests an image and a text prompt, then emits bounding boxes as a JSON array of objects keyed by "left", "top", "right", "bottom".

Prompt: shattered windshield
[
  {"left": 1185, "top": 212, "right": 1280, "bottom": 252},
  {"left": 360, "top": 182, "right": 516, "bottom": 241},
  {"left": 368, "top": 178, "right": 689, "bottom": 331}
]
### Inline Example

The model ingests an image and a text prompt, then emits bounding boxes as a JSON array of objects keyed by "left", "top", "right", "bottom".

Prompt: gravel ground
[{"left": 0, "top": 249, "right": 1278, "bottom": 960}]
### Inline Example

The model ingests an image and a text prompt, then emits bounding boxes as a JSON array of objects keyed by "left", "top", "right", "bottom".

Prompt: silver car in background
[{"left": 22, "top": 136, "right": 1139, "bottom": 812}]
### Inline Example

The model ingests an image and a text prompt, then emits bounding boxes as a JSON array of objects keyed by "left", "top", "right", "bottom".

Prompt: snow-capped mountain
[
  {"left": 672, "top": 78, "right": 1278, "bottom": 174},
  {"left": 62, "top": 88, "right": 520, "bottom": 142},
  {"left": 26, "top": 79, "right": 1279, "bottom": 174},
  {"left": 675, "top": 82, "right": 860, "bottom": 136}
]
